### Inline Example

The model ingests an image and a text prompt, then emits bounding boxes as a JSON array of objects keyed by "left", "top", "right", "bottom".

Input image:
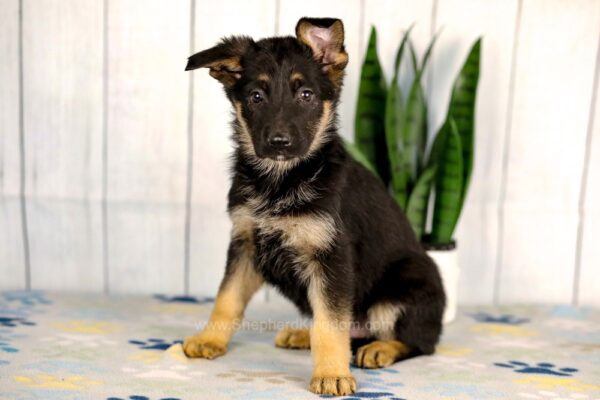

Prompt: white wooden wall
[{"left": 1, "top": 0, "right": 599, "bottom": 306}]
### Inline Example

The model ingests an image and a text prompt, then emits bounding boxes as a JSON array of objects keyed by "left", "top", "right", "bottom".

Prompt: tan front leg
[
  {"left": 308, "top": 278, "right": 356, "bottom": 395},
  {"left": 183, "top": 241, "right": 262, "bottom": 359}
]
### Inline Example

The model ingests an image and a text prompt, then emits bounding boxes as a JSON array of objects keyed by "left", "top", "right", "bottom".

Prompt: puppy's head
[{"left": 186, "top": 18, "right": 348, "bottom": 164}]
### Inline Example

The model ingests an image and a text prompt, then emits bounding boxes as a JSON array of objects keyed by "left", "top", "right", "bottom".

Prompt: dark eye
[
  {"left": 250, "top": 91, "right": 263, "bottom": 103},
  {"left": 299, "top": 89, "right": 314, "bottom": 102}
]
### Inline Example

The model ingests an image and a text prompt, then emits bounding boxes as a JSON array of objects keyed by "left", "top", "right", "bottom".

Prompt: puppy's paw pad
[
  {"left": 275, "top": 328, "right": 310, "bottom": 349},
  {"left": 309, "top": 375, "right": 356, "bottom": 395},
  {"left": 182, "top": 336, "right": 226, "bottom": 359}
]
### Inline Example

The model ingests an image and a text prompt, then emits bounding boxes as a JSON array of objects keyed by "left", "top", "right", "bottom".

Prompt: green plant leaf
[
  {"left": 420, "top": 30, "right": 441, "bottom": 73},
  {"left": 393, "top": 24, "right": 415, "bottom": 73},
  {"left": 400, "top": 31, "right": 440, "bottom": 186},
  {"left": 447, "top": 38, "right": 481, "bottom": 209},
  {"left": 431, "top": 121, "right": 464, "bottom": 244},
  {"left": 426, "top": 118, "right": 450, "bottom": 167},
  {"left": 408, "top": 41, "right": 418, "bottom": 73},
  {"left": 386, "top": 80, "right": 408, "bottom": 208},
  {"left": 386, "top": 26, "right": 414, "bottom": 209},
  {"left": 406, "top": 164, "right": 437, "bottom": 240},
  {"left": 355, "top": 27, "right": 389, "bottom": 185},
  {"left": 343, "top": 139, "right": 379, "bottom": 177},
  {"left": 402, "top": 80, "right": 427, "bottom": 183}
]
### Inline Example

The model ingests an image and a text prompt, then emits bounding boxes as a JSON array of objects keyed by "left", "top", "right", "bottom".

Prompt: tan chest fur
[{"left": 230, "top": 203, "right": 336, "bottom": 254}]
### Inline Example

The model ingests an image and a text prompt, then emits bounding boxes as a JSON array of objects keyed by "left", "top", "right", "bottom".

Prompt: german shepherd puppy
[{"left": 183, "top": 17, "right": 445, "bottom": 396}]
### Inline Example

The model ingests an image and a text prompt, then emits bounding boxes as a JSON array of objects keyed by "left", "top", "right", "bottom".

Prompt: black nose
[{"left": 268, "top": 133, "right": 291, "bottom": 148}]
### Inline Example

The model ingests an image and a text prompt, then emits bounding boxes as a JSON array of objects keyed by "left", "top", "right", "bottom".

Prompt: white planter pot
[{"left": 427, "top": 247, "right": 459, "bottom": 324}]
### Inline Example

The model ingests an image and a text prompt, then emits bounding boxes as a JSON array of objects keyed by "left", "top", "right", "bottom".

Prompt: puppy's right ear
[{"left": 185, "top": 36, "right": 253, "bottom": 87}]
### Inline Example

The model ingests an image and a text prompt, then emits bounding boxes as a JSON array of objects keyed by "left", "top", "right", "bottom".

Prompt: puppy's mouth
[{"left": 268, "top": 154, "right": 296, "bottom": 162}]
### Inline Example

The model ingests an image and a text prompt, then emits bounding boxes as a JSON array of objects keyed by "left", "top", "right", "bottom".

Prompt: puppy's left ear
[
  {"left": 296, "top": 17, "right": 348, "bottom": 85},
  {"left": 185, "top": 36, "right": 253, "bottom": 87}
]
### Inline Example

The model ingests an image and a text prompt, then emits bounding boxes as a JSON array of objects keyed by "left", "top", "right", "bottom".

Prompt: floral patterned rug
[{"left": 1, "top": 291, "right": 599, "bottom": 400}]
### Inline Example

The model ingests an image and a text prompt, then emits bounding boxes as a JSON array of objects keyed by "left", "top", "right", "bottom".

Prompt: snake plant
[
  {"left": 354, "top": 27, "right": 390, "bottom": 185},
  {"left": 352, "top": 27, "right": 481, "bottom": 245}
]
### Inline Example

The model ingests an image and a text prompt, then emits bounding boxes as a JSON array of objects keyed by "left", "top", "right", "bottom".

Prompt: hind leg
[
  {"left": 355, "top": 253, "right": 445, "bottom": 368},
  {"left": 355, "top": 302, "right": 412, "bottom": 368},
  {"left": 275, "top": 327, "right": 310, "bottom": 349},
  {"left": 355, "top": 340, "right": 411, "bottom": 368}
]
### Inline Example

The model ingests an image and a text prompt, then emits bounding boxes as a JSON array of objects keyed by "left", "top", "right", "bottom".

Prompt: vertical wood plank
[
  {"left": 279, "top": 0, "right": 362, "bottom": 140},
  {"left": 189, "top": 0, "right": 276, "bottom": 296},
  {"left": 578, "top": 37, "right": 600, "bottom": 306},
  {"left": 427, "top": 0, "right": 519, "bottom": 304},
  {"left": 21, "top": 0, "right": 104, "bottom": 291},
  {"left": 0, "top": 0, "right": 25, "bottom": 289},
  {"left": 498, "top": 0, "right": 600, "bottom": 303},
  {"left": 107, "top": 0, "right": 189, "bottom": 294},
  {"left": 23, "top": 1, "right": 104, "bottom": 202},
  {"left": 0, "top": 0, "right": 21, "bottom": 199},
  {"left": 28, "top": 199, "right": 104, "bottom": 290},
  {"left": 0, "top": 200, "right": 25, "bottom": 290}
]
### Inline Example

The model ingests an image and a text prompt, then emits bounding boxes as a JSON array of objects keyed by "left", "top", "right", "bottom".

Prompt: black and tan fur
[{"left": 183, "top": 17, "right": 445, "bottom": 396}]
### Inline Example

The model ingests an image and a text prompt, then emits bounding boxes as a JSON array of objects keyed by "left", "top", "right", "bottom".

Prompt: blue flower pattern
[
  {"left": 153, "top": 294, "right": 214, "bottom": 304},
  {"left": 470, "top": 312, "right": 530, "bottom": 325},
  {"left": 494, "top": 360, "right": 578, "bottom": 376},
  {"left": 128, "top": 338, "right": 183, "bottom": 351},
  {"left": 107, "top": 396, "right": 181, "bottom": 400}
]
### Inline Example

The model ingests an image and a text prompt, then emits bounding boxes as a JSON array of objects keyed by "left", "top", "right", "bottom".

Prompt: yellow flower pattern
[
  {"left": 52, "top": 320, "right": 121, "bottom": 335},
  {"left": 14, "top": 374, "right": 101, "bottom": 390},
  {"left": 515, "top": 376, "right": 600, "bottom": 392}
]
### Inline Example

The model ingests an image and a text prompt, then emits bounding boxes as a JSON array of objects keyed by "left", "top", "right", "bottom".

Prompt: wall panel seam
[
  {"left": 274, "top": 0, "right": 280, "bottom": 35},
  {"left": 426, "top": 0, "right": 439, "bottom": 101},
  {"left": 493, "top": 0, "right": 523, "bottom": 305},
  {"left": 18, "top": 0, "right": 31, "bottom": 290},
  {"left": 102, "top": 0, "right": 110, "bottom": 293},
  {"left": 184, "top": 0, "right": 196, "bottom": 296},
  {"left": 573, "top": 30, "right": 600, "bottom": 306},
  {"left": 358, "top": 0, "right": 365, "bottom": 55}
]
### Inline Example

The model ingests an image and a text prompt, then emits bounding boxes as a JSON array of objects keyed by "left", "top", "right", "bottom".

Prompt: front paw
[
  {"left": 309, "top": 375, "right": 357, "bottom": 396},
  {"left": 182, "top": 336, "right": 226, "bottom": 359}
]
